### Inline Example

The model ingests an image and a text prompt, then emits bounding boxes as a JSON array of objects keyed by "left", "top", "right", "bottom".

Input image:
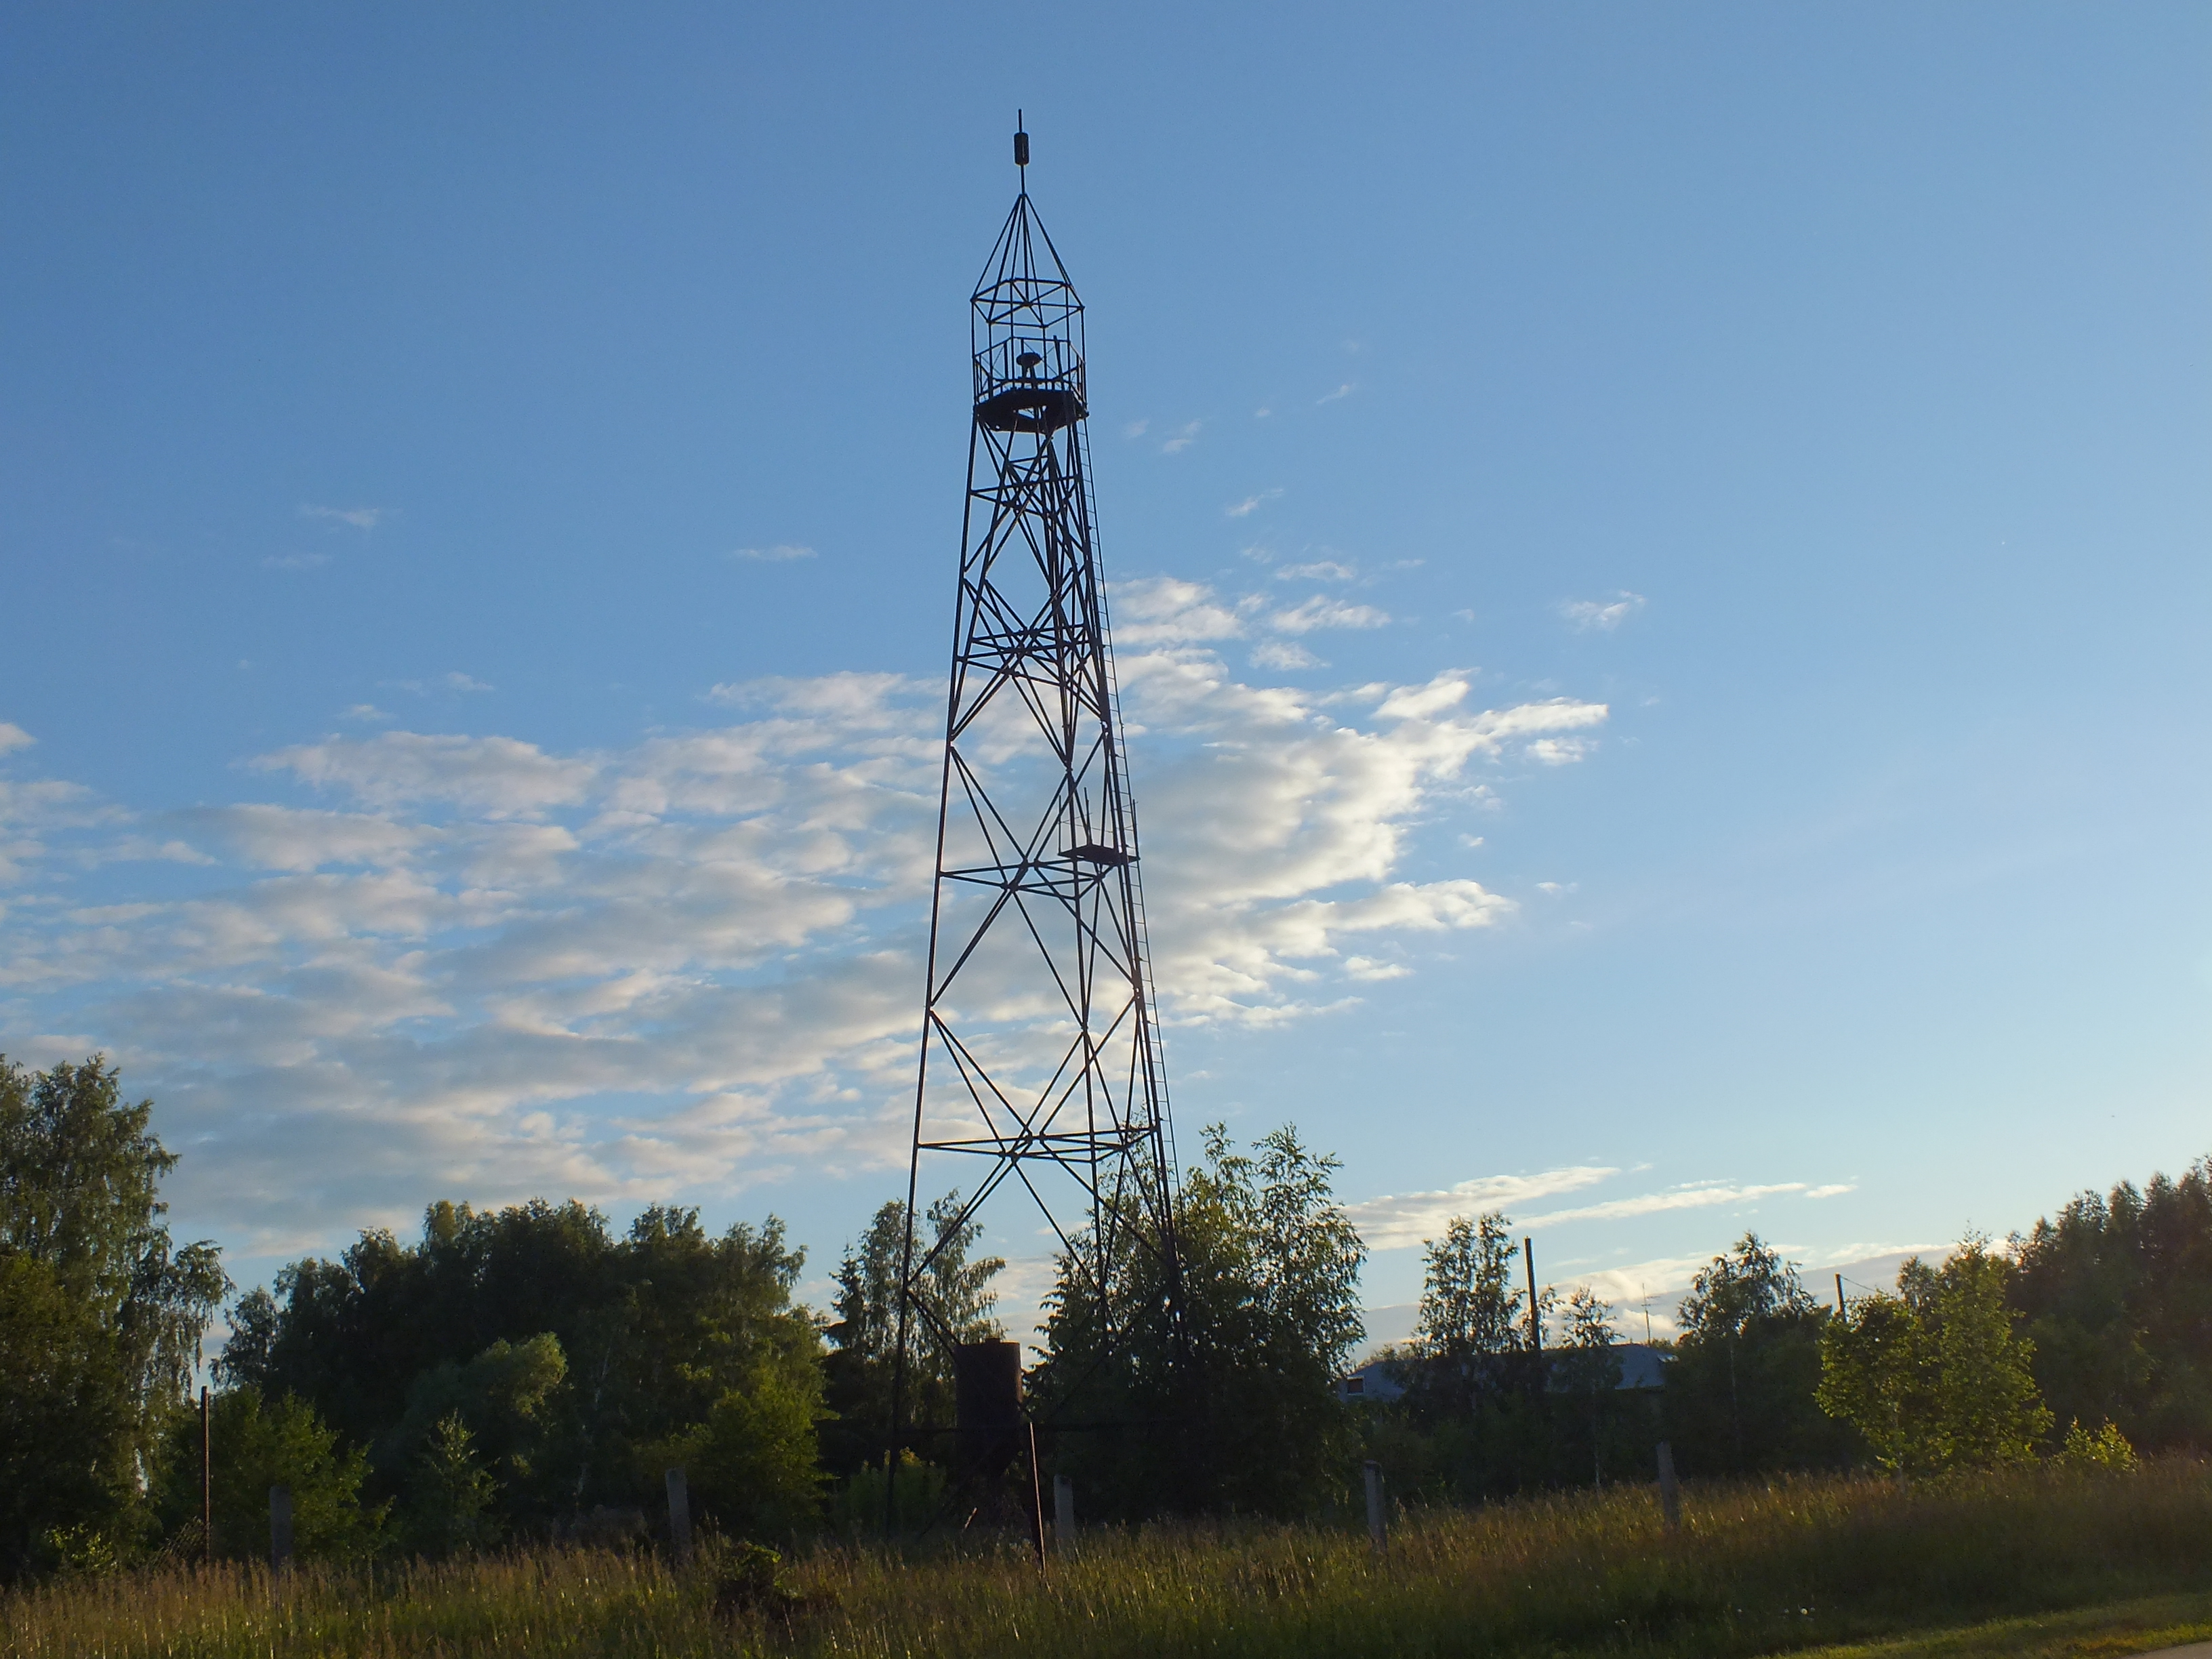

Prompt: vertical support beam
[
  {"left": 1835, "top": 1273, "right": 1848, "bottom": 1318},
  {"left": 268, "top": 1485, "right": 293, "bottom": 1574},
  {"left": 665, "top": 1467, "right": 693, "bottom": 1565},
  {"left": 1656, "top": 1441, "right": 1682, "bottom": 1532},
  {"left": 1363, "top": 1460, "right": 1387, "bottom": 1555}
]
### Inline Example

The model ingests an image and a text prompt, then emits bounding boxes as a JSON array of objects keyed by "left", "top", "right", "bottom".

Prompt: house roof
[{"left": 1335, "top": 1342, "right": 1668, "bottom": 1403}]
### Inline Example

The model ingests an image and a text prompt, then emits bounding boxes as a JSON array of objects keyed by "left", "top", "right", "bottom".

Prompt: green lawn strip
[{"left": 1780, "top": 1592, "right": 2212, "bottom": 1659}]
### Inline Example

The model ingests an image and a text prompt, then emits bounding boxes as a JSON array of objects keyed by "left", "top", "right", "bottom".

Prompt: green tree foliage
[
  {"left": 224, "top": 1198, "right": 826, "bottom": 1542},
  {"left": 405, "top": 1413, "right": 497, "bottom": 1555},
  {"left": 1818, "top": 1239, "right": 2053, "bottom": 1475},
  {"left": 0, "top": 1057, "right": 227, "bottom": 1575},
  {"left": 1554, "top": 1286, "right": 1631, "bottom": 1486},
  {"left": 819, "top": 1191, "right": 1002, "bottom": 1479},
  {"left": 384, "top": 1333, "right": 568, "bottom": 1528},
  {"left": 2057, "top": 1418, "right": 2137, "bottom": 1471},
  {"left": 2007, "top": 1158, "right": 2212, "bottom": 1452},
  {"left": 645, "top": 1358, "right": 828, "bottom": 1540},
  {"left": 1038, "top": 1124, "right": 1366, "bottom": 1519},
  {"left": 831, "top": 1448, "right": 947, "bottom": 1537},
  {"left": 1366, "top": 1212, "right": 1660, "bottom": 1502},
  {"left": 1401, "top": 1212, "right": 1532, "bottom": 1416},
  {"left": 1665, "top": 1233, "right": 1858, "bottom": 1476},
  {"left": 154, "top": 1387, "right": 384, "bottom": 1561}
]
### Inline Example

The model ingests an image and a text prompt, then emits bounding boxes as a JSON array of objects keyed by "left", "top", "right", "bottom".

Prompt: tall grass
[{"left": 7, "top": 1460, "right": 2208, "bottom": 1658}]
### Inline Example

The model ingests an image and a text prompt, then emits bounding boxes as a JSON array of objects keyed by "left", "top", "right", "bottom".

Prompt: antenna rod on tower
[{"left": 1015, "top": 110, "right": 1029, "bottom": 176}]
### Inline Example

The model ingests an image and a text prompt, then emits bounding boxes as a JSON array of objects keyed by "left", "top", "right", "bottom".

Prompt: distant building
[
  {"left": 1335, "top": 1357, "right": 1408, "bottom": 1404},
  {"left": 1336, "top": 1342, "right": 1667, "bottom": 1405}
]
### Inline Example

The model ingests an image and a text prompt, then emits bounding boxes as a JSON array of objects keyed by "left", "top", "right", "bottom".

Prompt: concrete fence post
[
  {"left": 267, "top": 1485, "right": 293, "bottom": 1574},
  {"left": 1363, "top": 1460, "right": 1387, "bottom": 1555},
  {"left": 1656, "top": 1441, "right": 1682, "bottom": 1532},
  {"left": 1053, "top": 1473, "right": 1075, "bottom": 1547}
]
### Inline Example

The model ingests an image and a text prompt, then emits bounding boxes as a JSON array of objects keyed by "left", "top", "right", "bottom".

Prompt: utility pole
[{"left": 1523, "top": 1237, "right": 1542, "bottom": 1351}]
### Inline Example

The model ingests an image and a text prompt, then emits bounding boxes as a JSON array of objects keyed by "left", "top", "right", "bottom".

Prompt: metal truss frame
[{"left": 891, "top": 171, "right": 1182, "bottom": 1448}]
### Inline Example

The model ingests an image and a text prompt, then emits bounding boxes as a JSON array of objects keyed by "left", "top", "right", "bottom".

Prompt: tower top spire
[{"left": 1015, "top": 110, "right": 1029, "bottom": 180}]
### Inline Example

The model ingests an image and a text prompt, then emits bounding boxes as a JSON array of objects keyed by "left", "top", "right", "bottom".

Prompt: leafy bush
[
  {"left": 1819, "top": 1239, "right": 2052, "bottom": 1474},
  {"left": 155, "top": 1388, "right": 385, "bottom": 1561},
  {"left": 2060, "top": 1419, "right": 2137, "bottom": 1471}
]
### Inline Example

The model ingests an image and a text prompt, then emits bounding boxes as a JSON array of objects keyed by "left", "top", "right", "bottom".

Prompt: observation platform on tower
[{"left": 971, "top": 192, "right": 1088, "bottom": 434}]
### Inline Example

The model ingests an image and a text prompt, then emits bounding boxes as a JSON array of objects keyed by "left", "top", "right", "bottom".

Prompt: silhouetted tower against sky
[{"left": 893, "top": 123, "right": 1181, "bottom": 1458}]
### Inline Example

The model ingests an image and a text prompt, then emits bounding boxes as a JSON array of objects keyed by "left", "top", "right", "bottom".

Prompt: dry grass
[{"left": 6, "top": 1459, "right": 2208, "bottom": 1658}]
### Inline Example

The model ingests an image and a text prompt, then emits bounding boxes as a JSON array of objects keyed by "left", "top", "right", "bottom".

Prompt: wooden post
[
  {"left": 268, "top": 1485, "right": 293, "bottom": 1574},
  {"left": 664, "top": 1467, "right": 692, "bottom": 1564},
  {"left": 1523, "top": 1237, "right": 1542, "bottom": 1352},
  {"left": 1025, "top": 1424, "right": 1048, "bottom": 1568},
  {"left": 1053, "top": 1473, "right": 1075, "bottom": 1547},
  {"left": 1656, "top": 1441, "right": 1681, "bottom": 1532},
  {"left": 1835, "top": 1273, "right": 1847, "bottom": 1318},
  {"left": 200, "top": 1385, "right": 212, "bottom": 1566},
  {"left": 1362, "top": 1459, "right": 1387, "bottom": 1555}
]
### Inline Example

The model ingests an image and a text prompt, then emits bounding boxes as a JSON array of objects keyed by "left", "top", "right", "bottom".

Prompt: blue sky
[{"left": 3, "top": 5, "right": 2207, "bottom": 1346}]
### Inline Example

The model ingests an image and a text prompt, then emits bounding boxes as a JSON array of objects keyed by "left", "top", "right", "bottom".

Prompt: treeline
[{"left": 4, "top": 1052, "right": 2209, "bottom": 1578}]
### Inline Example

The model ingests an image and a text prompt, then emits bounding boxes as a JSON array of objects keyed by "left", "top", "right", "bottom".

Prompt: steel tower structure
[{"left": 892, "top": 124, "right": 1181, "bottom": 1450}]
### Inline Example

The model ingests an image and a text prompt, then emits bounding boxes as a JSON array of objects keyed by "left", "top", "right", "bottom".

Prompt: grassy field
[
  {"left": 6, "top": 1460, "right": 2209, "bottom": 1658},
  {"left": 1792, "top": 1592, "right": 2212, "bottom": 1658}
]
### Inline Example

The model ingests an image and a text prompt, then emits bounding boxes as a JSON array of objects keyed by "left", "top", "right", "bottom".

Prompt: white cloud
[
  {"left": 1109, "top": 577, "right": 1250, "bottom": 647},
  {"left": 1123, "top": 419, "right": 1149, "bottom": 439},
  {"left": 263, "top": 552, "right": 331, "bottom": 571},
  {"left": 1348, "top": 1164, "right": 1860, "bottom": 1327},
  {"left": 1317, "top": 384, "right": 1355, "bottom": 404},
  {"left": 1161, "top": 422, "right": 1201, "bottom": 454},
  {"left": 1561, "top": 592, "right": 1647, "bottom": 632},
  {"left": 1523, "top": 1180, "right": 1818, "bottom": 1228},
  {"left": 342, "top": 705, "right": 392, "bottom": 724},
  {"left": 1341, "top": 956, "right": 1408, "bottom": 981},
  {"left": 1225, "top": 489, "right": 1282, "bottom": 518},
  {"left": 1275, "top": 561, "right": 1355, "bottom": 582},
  {"left": 1544, "top": 1254, "right": 1718, "bottom": 1340},
  {"left": 0, "top": 724, "right": 33, "bottom": 756},
  {"left": 1250, "top": 641, "right": 1322, "bottom": 671},
  {"left": 381, "top": 673, "right": 495, "bottom": 696},
  {"left": 1527, "top": 736, "right": 1596, "bottom": 766},
  {"left": 1269, "top": 597, "right": 1390, "bottom": 634},
  {"left": 0, "top": 579, "right": 1610, "bottom": 1257},
  {"left": 300, "top": 506, "right": 386, "bottom": 530},
  {"left": 731, "top": 545, "right": 817, "bottom": 562},
  {"left": 1348, "top": 1166, "right": 1618, "bottom": 1250},
  {"left": 253, "top": 733, "right": 594, "bottom": 817}
]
